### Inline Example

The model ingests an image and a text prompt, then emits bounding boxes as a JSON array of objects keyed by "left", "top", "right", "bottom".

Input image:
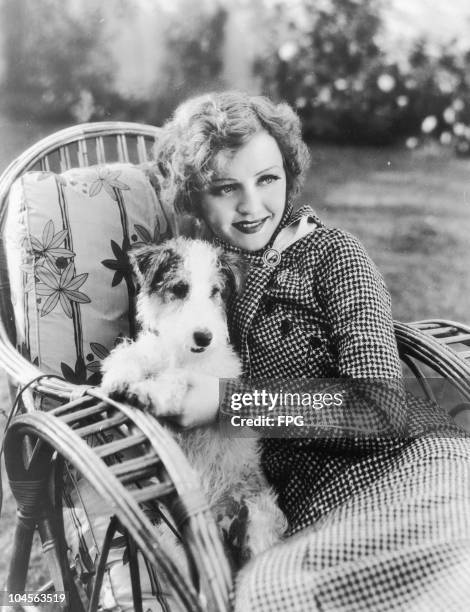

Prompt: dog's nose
[{"left": 193, "top": 330, "right": 213, "bottom": 347}]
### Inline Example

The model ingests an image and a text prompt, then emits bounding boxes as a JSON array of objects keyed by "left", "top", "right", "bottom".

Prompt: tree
[{"left": 1, "top": 0, "right": 115, "bottom": 121}]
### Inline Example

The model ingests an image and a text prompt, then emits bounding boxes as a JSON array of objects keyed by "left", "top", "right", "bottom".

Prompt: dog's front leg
[
  {"left": 100, "top": 332, "right": 163, "bottom": 400},
  {"left": 126, "top": 368, "right": 189, "bottom": 417}
]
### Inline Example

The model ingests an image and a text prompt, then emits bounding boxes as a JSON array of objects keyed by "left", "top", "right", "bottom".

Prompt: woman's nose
[{"left": 236, "top": 185, "right": 261, "bottom": 215}]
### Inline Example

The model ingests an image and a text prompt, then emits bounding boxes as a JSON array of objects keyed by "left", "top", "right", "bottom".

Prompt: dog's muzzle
[{"left": 191, "top": 329, "right": 213, "bottom": 353}]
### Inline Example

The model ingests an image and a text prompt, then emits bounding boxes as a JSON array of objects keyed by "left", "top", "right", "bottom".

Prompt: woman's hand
[{"left": 167, "top": 371, "right": 220, "bottom": 429}]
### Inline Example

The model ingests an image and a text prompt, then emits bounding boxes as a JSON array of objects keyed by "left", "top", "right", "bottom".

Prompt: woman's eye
[
  {"left": 211, "top": 184, "right": 236, "bottom": 196},
  {"left": 259, "top": 174, "right": 279, "bottom": 186},
  {"left": 170, "top": 282, "right": 189, "bottom": 299}
]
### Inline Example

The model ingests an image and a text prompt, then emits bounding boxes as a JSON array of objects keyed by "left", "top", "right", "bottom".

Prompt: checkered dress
[{"left": 215, "top": 206, "right": 470, "bottom": 611}]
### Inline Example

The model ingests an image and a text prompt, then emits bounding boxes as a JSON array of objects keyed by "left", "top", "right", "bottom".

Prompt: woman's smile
[
  {"left": 200, "top": 130, "right": 287, "bottom": 251},
  {"left": 232, "top": 216, "right": 270, "bottom": 234}
]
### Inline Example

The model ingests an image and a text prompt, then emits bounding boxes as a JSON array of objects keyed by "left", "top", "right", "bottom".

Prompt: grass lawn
[
  {"left": 0, "top": 122, "right": 469, "bottom": 587},
  {"left": 305, "top": 142, "right": 470, "bottom": 324}
]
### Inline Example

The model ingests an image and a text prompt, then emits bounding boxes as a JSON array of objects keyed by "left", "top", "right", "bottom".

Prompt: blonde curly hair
[{"left": 151, "top": 91, "right": 310, "bottom": 219}]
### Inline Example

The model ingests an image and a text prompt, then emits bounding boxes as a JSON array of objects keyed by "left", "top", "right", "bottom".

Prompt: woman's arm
[
  {"left": 314, "top": 229, "right": 407, "bottom": 437},
  {"left": 316, "top": 229, "right": 401, "bottom": 378}
]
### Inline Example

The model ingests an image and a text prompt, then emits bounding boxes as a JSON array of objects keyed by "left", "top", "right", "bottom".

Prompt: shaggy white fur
[{"left": 101, "top": 237, "right": 286, "bottom": 573}]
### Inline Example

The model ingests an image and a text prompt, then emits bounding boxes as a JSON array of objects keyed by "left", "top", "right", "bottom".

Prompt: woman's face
[{"left": 199, "top": 131, "right": 287, "bottom": 251}]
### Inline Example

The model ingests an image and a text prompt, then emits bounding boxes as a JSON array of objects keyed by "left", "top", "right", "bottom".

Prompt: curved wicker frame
[
  {"left": 0, "top": 122, "right": 232, "bottom": 611},
  {"left": 395, "top": 319, "right": 470, "bottom": 404}
]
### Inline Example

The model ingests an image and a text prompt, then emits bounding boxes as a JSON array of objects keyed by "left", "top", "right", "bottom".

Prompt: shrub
[
  {"left": 403, "top": 42, "right": 470, "bottom": 156},
  {"left": 255, "top": 0, "right": 470, "bottom": 146}
]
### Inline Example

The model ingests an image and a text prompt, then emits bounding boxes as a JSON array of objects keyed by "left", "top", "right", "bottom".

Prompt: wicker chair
[
  {"left": 0, "top": 123, "right": 231, "bottom": 612},
  {"left": 0, "top": 123, "right": 469, "bottom": 612}
]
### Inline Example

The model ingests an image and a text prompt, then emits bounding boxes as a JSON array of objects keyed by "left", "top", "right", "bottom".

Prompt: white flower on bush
[
  {"left": 303, "top": 74, "right": 315, "bottom": 87},
  {"left": 316, "top": 0, "right": 334, "bottom": 13},
  {"left": 349, "top": 41, "right": 360, "bottom": 55},
  {"left": 440, "top": 132, "right": 452, "bottom": 145},
  {"left": 443, "top": 107, "right": 456, "bottom": 124},
  {"left": 296, "top": 97, "right": 307, "bottom": 109},
  {"left": 317, "top": 87, "right": 332, "bottom": 104},
  {"left": 278, "top": 42, "right": 298, "bottom": 62},
  {"left": 377, "top": 74, "right": 396, "bottom": 93},
  {"left": 406, "top": 137, "right": 419, "bottom": 149},
  {"left": 436, "top": 71, "right": 458, "bottom": 94},
  {"left": 334, "top": 78, "right": 348, "bottom": 91},
  {"left": 353, "top": 79, "right": 364, "bottom": 92},
  {"left": 421, "top": 115, "right": 438, "bottom": 134},
  {"left": 453, "top": 123, "right": 466, "bottom": 136},
  {"left": 396, "top": 95, "right": 408, "bottom": 107},
  {"left": 452, "top": 99, "right": 465, "bottom": 112}
]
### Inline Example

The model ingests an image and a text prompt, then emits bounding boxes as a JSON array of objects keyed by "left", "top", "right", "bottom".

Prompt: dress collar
[{"left": 212, "top": 203, "right": 322, "bottom": 265}]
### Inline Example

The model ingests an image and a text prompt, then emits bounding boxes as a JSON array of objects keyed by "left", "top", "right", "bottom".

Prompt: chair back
[{"left": 0, "top": 122, "right": 173, "bottom": 385}]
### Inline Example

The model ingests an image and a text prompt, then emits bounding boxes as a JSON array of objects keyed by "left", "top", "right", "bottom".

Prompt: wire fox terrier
[{"left": 101, "top": 237, "right": 286, "bottom": 569}]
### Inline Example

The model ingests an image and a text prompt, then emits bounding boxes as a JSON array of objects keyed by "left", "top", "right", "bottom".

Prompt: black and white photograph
[{"left": 0, "top": 1, "right": 470, "bottom": 610}]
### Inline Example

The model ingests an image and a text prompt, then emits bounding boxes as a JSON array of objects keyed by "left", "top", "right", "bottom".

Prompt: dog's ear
[
  {"left": 217, "top": 250, "right": 248, "bottom": 301},
  {"left": 128, "top": 243, "right": 179, "bottom": 290},
  {"left": 128, "top": 245, "right": 159, "bottom": 283}
]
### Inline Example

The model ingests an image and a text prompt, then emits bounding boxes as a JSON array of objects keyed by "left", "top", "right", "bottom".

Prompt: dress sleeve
[
  {"left": 313, "top": 230, "right": 407, "bottom": 437},
  {"left": 316, "top": 230, "right": 401, "bottom": 378}
]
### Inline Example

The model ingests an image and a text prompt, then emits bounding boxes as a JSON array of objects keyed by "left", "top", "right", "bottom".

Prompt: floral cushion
[{"left": 5, "top": 163, "right": 174, "bottom": 384}]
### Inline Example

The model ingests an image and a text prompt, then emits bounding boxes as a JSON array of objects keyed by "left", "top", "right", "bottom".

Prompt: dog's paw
[
  {"left": 100, "top": 354, "right": 144, "bottom": 398},
  {"left": 100, "top": 374, "right": 130, "bottom": 399},
  {"left": 147, "top": 370, "right": 189, "bottom": 417},
  {"left": 112, "top": 381, "right": 160, "bottom": 412},
  {"left": 244, "top": 490, "right": 287, "bottom": 557}
]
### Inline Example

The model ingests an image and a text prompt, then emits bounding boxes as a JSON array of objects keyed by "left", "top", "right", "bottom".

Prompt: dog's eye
[
  {"left": 170, "top": 282, "right": 189, "bottom": 299},
  {"left": 210, "top": 286, "right": 220, "bottom": 298}
]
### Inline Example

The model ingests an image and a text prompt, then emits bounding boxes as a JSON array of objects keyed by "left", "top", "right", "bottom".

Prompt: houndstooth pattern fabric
[
  {"left": 225, "top": 205, "right": 402, "bottom": 381},
  {"left": 233, "top": 435, "right": 470, "bottom": 612},
  {"left": 215, "top": 206, "right": 470, "bottom": 611}
]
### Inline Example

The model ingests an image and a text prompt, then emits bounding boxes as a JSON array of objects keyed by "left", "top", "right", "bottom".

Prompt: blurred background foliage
[
  {"left": 1, "top": 0, "right": 470, "bottom": 150},
  {"left": 259, "top": 0, "right": 470, "bottom": 146},
  {"left": 0, "top": 0, "right": 229, "bottom": 124}
]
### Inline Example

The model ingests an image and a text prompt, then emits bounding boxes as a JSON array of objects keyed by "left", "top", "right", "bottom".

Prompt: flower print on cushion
[{"left": 5, "top": 162, "right": 175, "bottom": 382}]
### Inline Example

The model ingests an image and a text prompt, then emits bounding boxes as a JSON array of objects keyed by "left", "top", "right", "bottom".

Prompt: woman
[{"left": 153, "top": 91, "right": 470, "bottom": 611}]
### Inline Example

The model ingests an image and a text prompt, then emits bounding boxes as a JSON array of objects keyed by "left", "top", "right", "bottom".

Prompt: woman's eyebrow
[
  {"left": 254, "top": 165, "right": 282, "bottom": 176},
  {"left": 212, "top": 165, "right": 282, "bottom": 182}
]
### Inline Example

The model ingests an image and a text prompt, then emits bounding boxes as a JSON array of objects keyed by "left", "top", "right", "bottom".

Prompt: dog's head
[{"left": 129, "top": 237, "right": 245, "bottom": 355}]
